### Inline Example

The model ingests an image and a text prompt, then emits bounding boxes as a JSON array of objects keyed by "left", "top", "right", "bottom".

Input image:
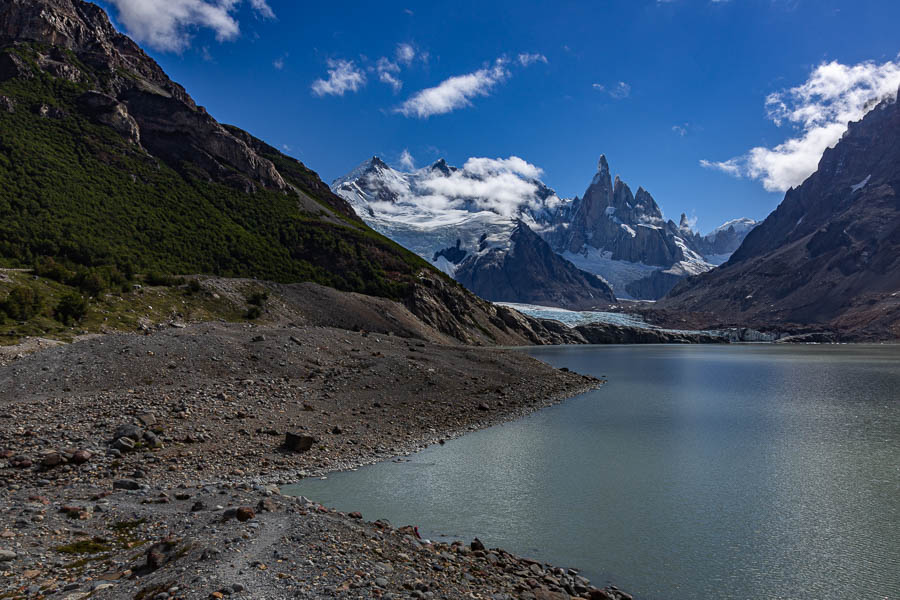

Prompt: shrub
[
  {"left": 244, "top": 305, "right": 262, "bottom": 320},
  {"left": 71, "top": 269, "right": 107, "bottom": 297},
  {"left": 55, "top": 291, "right": 88, "bottom": 325},
  {"left": 1, "top": 284, "right": 43, "bottom": 320},
  {"left": 144, "top": 272, "right": 184, "bottom": 287},
  {"left": 247, "top": 290, "right": 268, "bottom": 306}
]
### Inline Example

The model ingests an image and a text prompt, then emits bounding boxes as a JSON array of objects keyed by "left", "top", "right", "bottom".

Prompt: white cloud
[
  {"left": 701, "top": 58, "right": 900, "bottom": 192},
  {"left": 461, "top": 156, "right": 544, "bottom": 180},
  {"left": 610, "top": 81, "right": 631, "bottom": 99},
  {"left": 104, "top": 0, "right": 274, "bottom": 52},
  {"left": 248, "top": 0, "right": 274, "bottom": 18},
  {"left": 593, "top": 81, "right": 631, "bottom": 99},
  {"left": 376, "top": 57, "right": 402, "bottom": 92},
  {"left": 700, "top": 158, "right": 742, "bottom": 176},
  {"left": 672, "top": 123, "right": 688, "bottom": 136},
  {"left": 396, "top": 43, "right": 416, "bottom": 65},
  {"left": 396, "top": 60, "right": 509, "bottom": 118},
  {"left": 273, "top": 54, "right": 286, "bottom": 70},
  {"left": 517, "top": 53, "right": 547, "bottom": 67},
  {"left": 414, "top": 156, "right": 553, "bottom": 218},
  {"left": 311, "top": 59, "right": 367, "bottom": 97},
  {"left": 398, "top": 149, "right": 415, "bottom": 171}
]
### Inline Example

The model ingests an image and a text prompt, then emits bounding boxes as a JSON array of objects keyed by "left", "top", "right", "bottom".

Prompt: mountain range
[
  {"left": 332, "top": 154, "right": 756, "bottom": 305},
  {"left": 661, "top": 85, "right": 900, "bottom": 340}
]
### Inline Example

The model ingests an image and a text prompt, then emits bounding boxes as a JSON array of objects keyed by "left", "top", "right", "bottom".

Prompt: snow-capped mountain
[
  {"left": 678, "top": 216, "right": 759, "bottom": 265},
  {"left": 549, "top": 155, "right": 758, "bottom": 298},
  {"left": 332, "top": 156, "right": 614, "bottom": 309},
  {"left": 331, "top": 155, "right": 755, "bottom": 301}
]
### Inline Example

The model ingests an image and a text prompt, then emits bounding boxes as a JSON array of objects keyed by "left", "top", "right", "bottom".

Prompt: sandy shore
[{"left": 0, "top": 323, "right": 632, "bottom": 600}]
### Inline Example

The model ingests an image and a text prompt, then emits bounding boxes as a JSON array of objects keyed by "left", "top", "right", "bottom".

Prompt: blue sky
[{"left": 95, "top": 0, "right": 900, "bottom": 233}]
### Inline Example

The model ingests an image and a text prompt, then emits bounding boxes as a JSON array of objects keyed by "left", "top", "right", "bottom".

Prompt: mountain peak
[
  {"left": 430, "top": 158, "right": 452, "bottom": 175},
  {"left": 597, "top": 155, "right": 609, "bottom": 172}
]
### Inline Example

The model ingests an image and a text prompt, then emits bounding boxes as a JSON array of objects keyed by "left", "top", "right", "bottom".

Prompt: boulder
[
  {"left": 111, "top": 437, "right": 135, "bottom": 452},
  {"left": 113, "top": 479, "right": 141, "bottom": 490},
  {"left": 113, "top": 424, "right": 143, "bottom": 441},
  {"left": 283, "top": 432, "right": 316, "bottom": 453}
]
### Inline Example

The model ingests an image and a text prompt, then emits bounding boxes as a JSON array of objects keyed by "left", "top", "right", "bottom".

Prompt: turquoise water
[{"left": 283, "top": 344, "right": 900, "bottom": 599}]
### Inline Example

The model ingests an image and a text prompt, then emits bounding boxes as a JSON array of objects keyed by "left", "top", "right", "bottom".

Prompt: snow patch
[{"left": 851, "top": 174, "right": 871, "bottom": 193}]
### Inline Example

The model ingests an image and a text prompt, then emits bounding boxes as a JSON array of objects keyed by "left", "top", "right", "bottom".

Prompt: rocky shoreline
[{"left": 1, "top": 323, "right": 633, "bottom": 600}]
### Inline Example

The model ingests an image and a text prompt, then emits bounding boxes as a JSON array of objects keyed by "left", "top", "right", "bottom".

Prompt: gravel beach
[{"left": 0, "top": 322, "right": 633, "bottom": 600}]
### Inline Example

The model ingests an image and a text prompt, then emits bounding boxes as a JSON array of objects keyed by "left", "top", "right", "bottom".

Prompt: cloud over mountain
[
  {"left": 104, "top": 0, "right": 274, "bottom": 52},
  {"left": 701, "top": 57, "right": 900, "bottom": 191}
]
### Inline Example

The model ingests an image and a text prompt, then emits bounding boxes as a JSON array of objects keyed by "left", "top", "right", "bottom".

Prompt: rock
[
  {"left": 113, "top": 479, "right": 141, "bottom": 490},
  {"left": 112, "top": 437, "right": 135, "bottom": 452},
  {"left": 10, "top": 455, "right": 32, "bottom": 469},
  {"left": 70, "top": 450, "right": 91, "bottom": 464},
  {"left": 0, "top": 95, "right": 14, "bottom": 113},
  {"left": 374, "top": 577, "right": 388, "bottom": 588},
  {"left": 256, "top": 498, "right": 277, "bottom": 513},
  {"left": 283, "top": 432, "right": 316, "bottom": 453},
  {"left": 235, "top": 507, "right": 254, "bottom": 522},
  {"left": 40, "top": 452, "right": 64, "bottom": 468},
  {"left": 143, "top": 431, "right": 162, "bottom": 448},
  {"left": 476, "top": 403, "right": 490, "bottom": 411},
  {"left": 348, "top": 511, "right": 362, "bottom": 519},
  {"left": 0, "top": 549, "right": 16, "bottom": 561},
  {"left": 331, "top": 425, "right": 343, "bottom": 435},
  {"left": 470, "top": 538, "right": 485, "bottom": 551},
  {"left": 0, "top": 53, "right": 32, "bottom": 83},
  {"left": 37, "top": 103, "right": 66, "bottom": 118},
  {"left": 113, "top": 424, "right": 143, "bottom": 441},
  {"left": 191, "top": 501, "right": 206, "bottom": 512},
  {"left": 145, "top": 537, "right": 182, "bottom": 571},
  {"left": 136, "top": 413, "right": 157, "bottom": 427}
]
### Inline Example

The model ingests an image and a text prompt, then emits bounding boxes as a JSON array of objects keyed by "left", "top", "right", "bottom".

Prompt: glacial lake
[{"left": 282, "top": 344, "right": 900, "bottom": 599}]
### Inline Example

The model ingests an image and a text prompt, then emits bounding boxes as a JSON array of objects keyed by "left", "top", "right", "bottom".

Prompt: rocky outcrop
[
  {"left": 624, "top": 269, "right": 684, "bottom": 299},
  {"left": 662, "top": 87, "right": 900, "bottom": 340},
  {"left": 560, "top": 158, "right": 683, "bottom": 266},
  {"left": 574, "top": 322, "right": 726, "bottom": 344},
  {"left": 402, "top": 271, "right": 589, "bottom": 346},
  {"left": 77, "top": 90, "right": 140, "bottom": 143},
  {"left": 454, "top": 222, "right": 615, "bottom": 310},
  {"left": 0, "top": 0, "right": 286, "bottom": 191},
  {"left": 547, "top": 156, "right": 742, "bottom": 299}
]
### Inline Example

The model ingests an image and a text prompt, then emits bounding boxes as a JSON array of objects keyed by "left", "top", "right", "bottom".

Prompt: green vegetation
[
  {"left": 0, "top": 43, "right": 432, "bottom": 312},
  {"left": 56, "top": 537, "right": 111, "bottom": 554},
  {"left": 0, "top": 269, "right": 246, "bottom": 345}
]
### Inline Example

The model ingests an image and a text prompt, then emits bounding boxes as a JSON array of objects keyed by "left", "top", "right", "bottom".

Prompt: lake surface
[{"left": 282, "top": 344, "right": 900, "bottom": 599}]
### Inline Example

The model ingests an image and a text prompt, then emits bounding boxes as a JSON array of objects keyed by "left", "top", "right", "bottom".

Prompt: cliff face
[
  {"left": 663, "top": 89, "right": 900, "bottom": 340},
  {"left": 562, "top": 157, "right": 682, "bottom": 267},
  {"left": 454, "top": 222, "right": 616, "bottom": 310},
  {"left": 0, "top": 0, "right": 287, "bottom": 192}
]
